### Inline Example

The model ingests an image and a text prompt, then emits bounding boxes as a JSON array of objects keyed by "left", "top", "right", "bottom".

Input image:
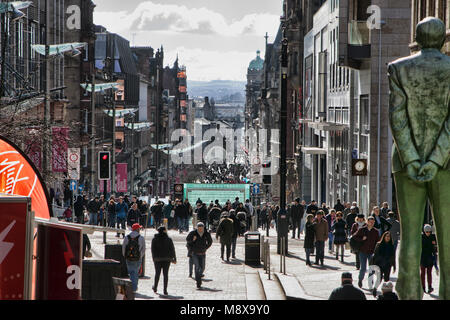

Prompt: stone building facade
[{"left": 301, "top": 0, "right": 411, "bottom": 214}]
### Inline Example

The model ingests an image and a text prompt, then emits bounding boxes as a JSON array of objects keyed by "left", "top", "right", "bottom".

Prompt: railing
[{"left": 348, "top": 20, "right": 371, "bottom": 45}]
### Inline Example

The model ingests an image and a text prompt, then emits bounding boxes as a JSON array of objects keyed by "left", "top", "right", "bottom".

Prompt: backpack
[{"left": 125, "top": 235, "right": 141, "bottom": 261}]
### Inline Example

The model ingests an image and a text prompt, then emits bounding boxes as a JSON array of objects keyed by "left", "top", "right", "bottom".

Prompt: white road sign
[{"left": 67, "top": 148, "right": 80, "bottom": 180}]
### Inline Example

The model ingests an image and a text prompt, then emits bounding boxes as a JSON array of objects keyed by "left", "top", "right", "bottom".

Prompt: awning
[
  {"left": 124, "top": 122, "right": 152, "bottom": 130},
  {"left": 32, "top": 42, "right": 87, "bottom": 56},
  {"left": 301, "top": 146, "right": 327, "bottom": 155},
  {"left": 81, "top": 82, "right": 119, "bottom": 93},
  {"left": 103, "top": 108, "right": 137, "bottom": 117}
]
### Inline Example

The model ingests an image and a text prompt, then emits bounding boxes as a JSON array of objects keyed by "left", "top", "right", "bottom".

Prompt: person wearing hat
[
  {"left": 122, "top": 223, "right": 146, "bottom": 293},
  {"left": 313, "top": 210, "right": 328, "bottom": 266},
  {"left": 328, "top": 272, "right": 366, "bottom": 300},
  {"left": 216, "top": 211, "right": 234, "bottom": 262},
  {"left": 151, "top": 226, "right": 176, "bottom": 295},
  {"left": 377, "top": 282, "right": 399, "bottom": 300},
  {"left": 421, "top": 224, "right": 437, "bottom": 294},
  {"left": 186, "top": 222, "right": 213, "bottom": 288}
]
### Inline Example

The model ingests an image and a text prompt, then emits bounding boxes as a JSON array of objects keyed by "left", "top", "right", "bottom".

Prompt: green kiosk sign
[{"left": 183, "top": 184, "right": 251, "bottom": 205}]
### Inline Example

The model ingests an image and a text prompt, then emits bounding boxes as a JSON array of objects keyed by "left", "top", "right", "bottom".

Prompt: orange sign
[{"left": 0, "top": 137, "right": 51, "bottom": 219}]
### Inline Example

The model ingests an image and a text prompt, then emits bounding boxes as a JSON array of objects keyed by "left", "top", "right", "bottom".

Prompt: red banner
[
  {"left": 116, "top": 163, "right": 127, "bottom": 193},
  {"left": 99, "top": 179, "right": 111, "bottom": 193},
  {"left": 35, "top": 223, "right": 82, "bottom": 300},
  {"left": 25, "top": 129, "right": 42, "bottom": 171},
  {"left": 0, "top": 137, "right": 52, "bottom": 219},
  {"left": 0, "top": 199, "right": 29, "bottom": 300},
  {"left": 52, "top": 127, "right": 69, "bottom": 173}
]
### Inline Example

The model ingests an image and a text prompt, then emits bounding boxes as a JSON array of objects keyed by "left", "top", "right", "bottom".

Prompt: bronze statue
[{"left": 389, "top": 17, "right": 449, "bottom": 300}]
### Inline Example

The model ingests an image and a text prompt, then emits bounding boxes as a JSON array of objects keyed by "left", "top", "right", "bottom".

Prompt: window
[
  {"left": 30, "top": 23, "right": 36, "bottom": 59},
  {"left": 17, "top": 21, "right": 24, "bottom": 58},
  {"left": 360, "top": 95, "right": 369, "bottom": 132}
]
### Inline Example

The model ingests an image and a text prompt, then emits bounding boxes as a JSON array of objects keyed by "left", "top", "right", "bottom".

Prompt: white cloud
[
  {"left": 93, "top": 1, "right": 279, "bottom": 81},
  {"left": 165, "top": 47, "right": 257, "bottom": 81},
  {"left": 94, "top": 1, "right": 279, "bottom": 37}
]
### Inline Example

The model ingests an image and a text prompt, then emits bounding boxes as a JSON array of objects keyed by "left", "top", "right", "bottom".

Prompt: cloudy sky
[{"left": 93, "top": 0, "right": 282, "bottom": 81}]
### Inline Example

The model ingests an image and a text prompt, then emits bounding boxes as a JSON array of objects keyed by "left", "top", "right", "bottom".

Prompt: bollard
[
  {"left": 163, "top": 218, "right": 168, "bottom": 231},
  {"left": 266, "top": 239, "right": 271, "bottom": 280}
]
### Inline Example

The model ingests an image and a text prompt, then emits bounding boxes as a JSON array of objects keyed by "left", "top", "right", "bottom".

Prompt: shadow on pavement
[
  {"left": 158, "top": 293, "right": 184, "bottom": 300},
  {"left": 134, "top": 293, "right": 154, "bottom": 299},
  {"left": 139, "top": 276, "right": 152, "bottom": 280},
  {"left": 309, "top": 264, "right": 341, "bottom": 271},
  {"left": 226, "top": 259, "right": 243, "bottom": 265},
  {"left": 202, "top": 278, "right": 213, "bottom": 282},
  {"left": 197, "top": 287, "right": 222, "bottom": 292}
]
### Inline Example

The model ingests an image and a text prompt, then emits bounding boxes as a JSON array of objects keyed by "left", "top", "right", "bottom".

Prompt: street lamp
[{"left": 277, "top": 27, "right": 289, "bottom": 254}]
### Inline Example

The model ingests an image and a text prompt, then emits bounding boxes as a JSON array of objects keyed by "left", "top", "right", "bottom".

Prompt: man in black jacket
[
  {"left": 175, "top": 200, "right": 188, "bottom": 234},
  {"left": 306, "top": 200, "right": 318, "bottom": 216},
  {"left": 291, "top": 198, "right": 304, "bottom": 239},
  {"left": 229, "top": 210, "right": 241, "bottom": 259},
  {"left": 345, "top": 206, "right": 358, "bottom": 237},
  {"left": 151, "top": 226, "right": 176, "bottom": 295},
  {"left": 186, "top": 222, "right": 213, "bottom": 288},
  {"left": 334, "top": 199, "right": 345, "bottom": 213},
  {"left": 329, "top": 272, "right": 366, "bottom": 300},
  {"left": 196, "top": 202, "right": 209, "bottom": 229},
  {"left": 87, "top": 196, "right": 101, "bottom": 225}
]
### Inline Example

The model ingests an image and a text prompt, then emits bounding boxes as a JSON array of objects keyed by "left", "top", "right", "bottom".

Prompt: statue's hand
[
  {"left": 417, "top": 161, "right": 439, "bottom": 182},
  {"left": 406, "top": 161, "right": 421, "bottom": 182}
]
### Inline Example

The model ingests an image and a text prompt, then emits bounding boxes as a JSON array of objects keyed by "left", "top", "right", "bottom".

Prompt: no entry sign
[{"left": 67, "top": 148, "right": 80, "bottom": 180}]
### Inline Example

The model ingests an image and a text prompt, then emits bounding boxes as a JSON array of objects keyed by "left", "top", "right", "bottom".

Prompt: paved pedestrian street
[{"left": 88, "top": 225, "right": 440, "bottom": 300}]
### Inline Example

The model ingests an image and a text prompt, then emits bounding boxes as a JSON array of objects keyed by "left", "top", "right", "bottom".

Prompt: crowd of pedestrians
[{"left": 72, "top": 192, "right": 438, "bottom": 300}]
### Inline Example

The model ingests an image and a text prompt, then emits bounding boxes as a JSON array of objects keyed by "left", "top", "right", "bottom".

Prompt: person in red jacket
[{"left": 353, "top": 216, "right": 380, "bottom": 288}]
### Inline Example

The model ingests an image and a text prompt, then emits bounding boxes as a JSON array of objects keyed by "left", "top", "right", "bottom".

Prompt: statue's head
[{"left": 416, "top": 17, "right": 446, "bottom": 50}]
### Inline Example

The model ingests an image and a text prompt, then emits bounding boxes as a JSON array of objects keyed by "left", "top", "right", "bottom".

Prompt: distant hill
[{"left": 188, "top": 80, "right": 246, "bottom": 102}]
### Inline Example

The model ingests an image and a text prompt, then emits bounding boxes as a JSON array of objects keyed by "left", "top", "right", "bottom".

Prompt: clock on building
[{"left": 352, "top": 159, "right": 367, "bottom": 176}]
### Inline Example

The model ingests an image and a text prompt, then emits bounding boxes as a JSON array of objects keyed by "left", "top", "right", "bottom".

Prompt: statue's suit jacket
[{"left": 388, "top": 49, "right": 450, "bottom": 173}]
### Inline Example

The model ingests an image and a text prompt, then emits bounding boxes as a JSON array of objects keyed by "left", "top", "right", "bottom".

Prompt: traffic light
[{"left": 98, "top": 151, "right": 110, "bottom": 180}]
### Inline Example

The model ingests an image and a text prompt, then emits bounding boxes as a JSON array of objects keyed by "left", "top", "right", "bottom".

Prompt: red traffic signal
[{"left": 98, "top": 151, "right": 111, "bottom": 180}]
